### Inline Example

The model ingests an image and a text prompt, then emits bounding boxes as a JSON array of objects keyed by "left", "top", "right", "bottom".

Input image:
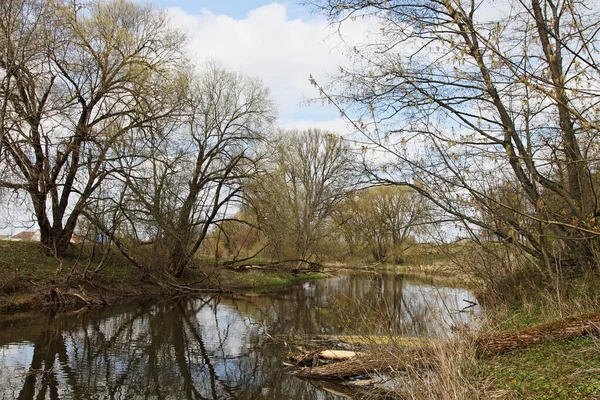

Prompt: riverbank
[
  {"left": 0, "top": 239, "right": 471, "bottom": 315},
  {"left": 2, "top": 241, "right": 599, "bottom": 399},
  {"left": 324, "top": 241, "right": 482, "bottom": 290},
  {"left": 396, "top": 280, "right": 600, "bottom": 399},
  {"left": 0, "top": 241, "right": 325, "bottom": 316},
  {"left": 474, "top": 284, "right": 600, "bottom": 399},
  {"left": 326, "top": 261, "right": 477, "bottom": 290},
  {"left": 288, "top": 306, "right": 600, "bottom": 399},
  {"left": 302, "top": 258, "right": 600, "bottom": 398}
]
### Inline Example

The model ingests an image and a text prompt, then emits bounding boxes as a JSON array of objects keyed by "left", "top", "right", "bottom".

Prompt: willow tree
[
  {"left": 0, "top": 0, "right": 186, "bottom": 255},
  {"left": 311, "top": 0, "right": 600, "bottom": 271},
  {"left": 335, "top": 186, "right": 431, "bottom": 263},
  {"left": 247, "top": 128, "right": 356, "bottom": 267}
]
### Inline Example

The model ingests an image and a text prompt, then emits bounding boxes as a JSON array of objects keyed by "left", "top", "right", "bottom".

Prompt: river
[{"left": 0, "top": 272, "right": 480, "bottom": 399}]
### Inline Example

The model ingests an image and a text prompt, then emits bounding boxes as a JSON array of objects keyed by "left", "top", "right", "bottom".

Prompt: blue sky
[{"left": 151, "top": 0, "right": 308, "bottom": 20}]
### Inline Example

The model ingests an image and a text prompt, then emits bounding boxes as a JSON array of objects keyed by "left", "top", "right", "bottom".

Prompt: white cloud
[
  {"left": 279, "top": 117, "right": 351, "bottom": 134},
  {"left": 165, "top": 3, "right": 371, "bottom": 124}
]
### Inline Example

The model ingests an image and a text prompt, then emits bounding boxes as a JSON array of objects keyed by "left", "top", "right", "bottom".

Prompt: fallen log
[
  {"left": 476, "top": 312, "right": 600, "bottom": 355},
  {"left": 294, "top": 349, "right": 434, "bottom": 380},
  {"left": 314, "top": 334, "right": 434, "bottom": 348},
  {"left": 294, "top": 313, "right": 600, "bottom": 380},
  {"left": 310, "top": 379, "right": 400, "bottom": 400},
  {"left": 226, "top": 259, "right": 323, "bottom": 272},
  {"left": 319, "top": 350, "right": 361, "bottom": 361},
  {"left": 295, "top": 313, "right": 600, "bottom": 380}
]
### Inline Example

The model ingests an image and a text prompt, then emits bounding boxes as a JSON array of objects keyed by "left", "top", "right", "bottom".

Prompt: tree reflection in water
[{"left": 0, "top": 273, "right": 479, "bottom": 399}]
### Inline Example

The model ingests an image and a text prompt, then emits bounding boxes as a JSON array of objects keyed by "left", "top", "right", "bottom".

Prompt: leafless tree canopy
[
  {"left": 247, "top": 128, "right": 357, "bottom": 265},
  {"left": 0, "top": 0, "right": 186, "bottom": 255},
  {"left": 310, "top": 0, "right": 600, "bottom": 270},
  {"left": 111, "top": 63, "right": 276, "bottom": 277}
]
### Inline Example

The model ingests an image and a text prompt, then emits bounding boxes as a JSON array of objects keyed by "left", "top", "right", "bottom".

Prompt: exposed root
[{"left": 45, "top": 287, "right": 99, "bottom": 307}]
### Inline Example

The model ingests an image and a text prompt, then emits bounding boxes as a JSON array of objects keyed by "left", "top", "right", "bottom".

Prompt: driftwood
[
  {"left": 476, "top": 312, "right": 600, "bottom": 355},
  {"left": 319, "top": 350, "right": 361, "bottom": 361},
  {"left": 294, "top": 349, "right": 434, "bottom": 380}
]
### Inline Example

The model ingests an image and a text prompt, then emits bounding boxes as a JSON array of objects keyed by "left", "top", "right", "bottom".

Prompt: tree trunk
[
  {"left": 39, "top": 226, "right": 73, "bottom": 257},
  {"left": 168, "top": 239, "right": 191, "bottom": 278},
  {"left": 476, "top": 312, "right": 600, "bottom": 355}
]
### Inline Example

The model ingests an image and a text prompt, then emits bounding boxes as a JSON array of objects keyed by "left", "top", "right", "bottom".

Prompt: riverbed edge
[{"left": 0, "top": 241, "right": 330, "bottom": 318}]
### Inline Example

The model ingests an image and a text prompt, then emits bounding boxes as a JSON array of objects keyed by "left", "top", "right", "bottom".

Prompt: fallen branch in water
[
  {"left": 45, "top": 287, "right": 100, "bottom": 307},
  {"left": 152, "top": 276, "right": 232, "bottom": 295}
]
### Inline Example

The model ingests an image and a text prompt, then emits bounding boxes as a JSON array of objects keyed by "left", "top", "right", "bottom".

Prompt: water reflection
[{"left": 0, "top": 273, "right": 479, "bottom": 400}]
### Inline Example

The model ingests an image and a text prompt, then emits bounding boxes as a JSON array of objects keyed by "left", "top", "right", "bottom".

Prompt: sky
[
  {"left": 140, "top": 0, "right": 367, "bottom": 134},
  {"left": 150, "top": 0, "right": 309, "bottom": 19}
]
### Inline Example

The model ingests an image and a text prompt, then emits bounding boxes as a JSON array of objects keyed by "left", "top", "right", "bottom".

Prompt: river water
[{"left": 0, "top": 272, "right": 479, "bottom": 399}]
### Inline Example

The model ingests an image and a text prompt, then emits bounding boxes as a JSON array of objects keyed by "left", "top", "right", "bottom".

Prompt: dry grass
[
  {"left": 376, "top": 335, "right": 480, "bottom": 400},
  {"left": 319, "top": 241, "right": 600, "bottom": 399},
  {"left": 0, "top": 269, "right": 24, "bottom": 295}
]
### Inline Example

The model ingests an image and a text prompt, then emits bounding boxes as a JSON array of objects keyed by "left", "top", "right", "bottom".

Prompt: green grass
[
  {"left": 0, "top": 240, "right": 138, "bottom": 282},
  {"left": 473, "top": 271, "right": 600, "bottom": 399},
  {"left": 0, "top": 241, "right": 148, "bottom": 313},
  {"left": 479, "top": 337, "right": 600, "bottom": 399}
]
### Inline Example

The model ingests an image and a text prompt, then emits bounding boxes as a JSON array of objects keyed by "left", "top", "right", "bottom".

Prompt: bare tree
[
  {"left": 247, "top": 128, "right": 356, "bottom": 267},
  {"left": 310, "top": 0, "right": 600, "bottom": 271},
  {"left": 335, "top": 186, "right": 432, "bottom": 263},
  {"left": 0, "top": 0, "right": 186, "bottom": 255},
  {"left": 111, "top": 63, "right": 275, "bottom": 277}
]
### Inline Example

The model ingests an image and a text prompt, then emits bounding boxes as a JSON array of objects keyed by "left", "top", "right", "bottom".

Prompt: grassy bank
[
  {"left": 342, "top": 290, "right": 600, "bottom": 399},
  {"left": 478, "top": 336, "right": 600, "bottom": 399},
  {"left": 321, "top": 244, "right": 600, "bottom": 399},
  {"left": 473, "top": 278, "right": 600, "bottom": 399},
  {"left": 407, "top": 275, "right": 600, "bottom": 399},
  {"left": 0, "top": 241, "right": 325, "bottom": 316}
]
